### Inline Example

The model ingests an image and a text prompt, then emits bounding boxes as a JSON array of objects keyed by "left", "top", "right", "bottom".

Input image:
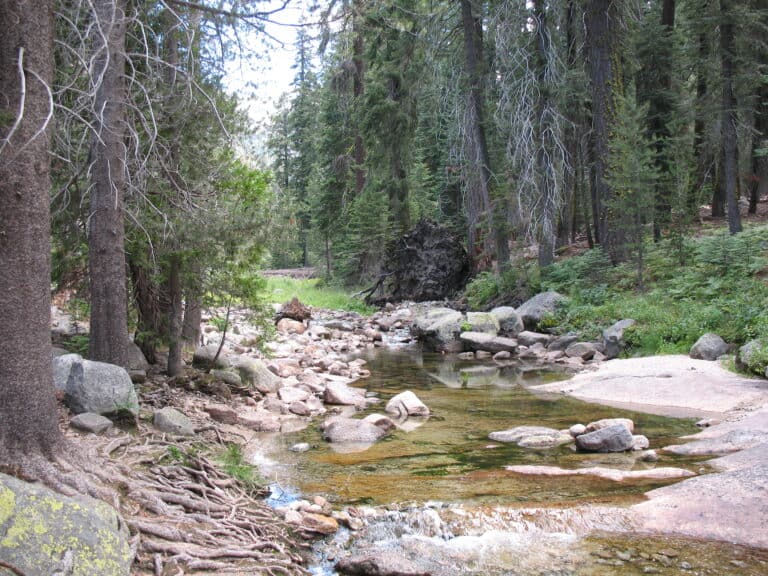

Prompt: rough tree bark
[
  {"left": 460, "top": 0, "right": 509, "bottom": 271},
  {"left": 720, "top": 0, "right": 742, "bottom": 234},
  {"left": 0, "top": 0, "right": 63, "bottom": 462},
  {"left": 586, "top": 0, "right": 627, "bottom": 263},
  {"left": 88, "top": 0, "right": 130, "bottom": 366}
]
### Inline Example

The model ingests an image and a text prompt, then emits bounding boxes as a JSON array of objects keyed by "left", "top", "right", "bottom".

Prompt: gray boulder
[
  {"left": 565, "top": 341, "right": 598, "bottom": 360},
  {"left": 70, "top": 412, "right": 114, "bottom": 434},
  {"left": 737, "top": 339, "right": 768, "bottom": 375},
  {"left": 127, "top": 342, "right": 150, "bottom": 371},
  {"left": 65, "top": 360, "right": 139, "bottom": 417},
  {"left": 211, "top": 369, "right": 243, "bottom": 387},
  {"left": 548, "top": 333, "right": 580, "bottom": 352},
  {"left": 53, "top": 353, "right": 83, "bottom": 391},
  {"left": 489, "top": 426, "right": 573, "bottom": 449},
  {"left": 324, "top": 382, "right": 366, "bottom": 406},
  {"left": 0, "top": 473, "right": 132, "bottom": 576},
  {"left": 490, "top": 306, "right": 524, "bottom": 336},
  {"left": 236, "top": 357, "right": 282, "bottom": 394},
  {"left": 517, "top": 291, "right": 567, "bottom": 330},
  {"left": 385, "top": 390, "right": 430, "bottom": 417},
  {"left": 153, "top": 407, "right": 195, "bottom": 436},
  {"left": 517, "top": 331, "right": 552, "bottom": 347},
  {"left": 336, "top": 552, "right": 430, "bottom": 576},
  {"left": 690, "top": 333, "right": 729, "bottom": 361},
  {"left": 465, "top": 311, "right": 499, "bottom": 334},
  {"left": 575, "top": 423, "right": 635, "bottom": 452},
  {"left": 192, "top": 344, "right": 229, "bottom": 369},
  {"left": 460, "top": 332, "right": 518, "bottom": 353},
  {"left": 411, "top": 307, "right": 464, "bottom": 353},
  {"left": 602, "top": 319, "right": 636, "bottom": 359}
]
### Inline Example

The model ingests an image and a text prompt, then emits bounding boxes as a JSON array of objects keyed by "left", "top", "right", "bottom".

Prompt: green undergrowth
[
  {"left": 466, "top": 225, "right": 768, "bottom": 356},
  {"left": 217, "top": 444, "right": 266, "bottom": 493},
  {"left": 265, "top": 276, "right": 376, "bottom": 315}
]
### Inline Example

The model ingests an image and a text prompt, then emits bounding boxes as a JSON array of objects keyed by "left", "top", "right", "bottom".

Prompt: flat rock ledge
[{"left": 504, "top": 465, "right": 695, "bottom": 482}]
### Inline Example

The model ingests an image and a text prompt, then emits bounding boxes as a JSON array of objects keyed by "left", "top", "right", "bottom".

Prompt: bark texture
[
  {"left": 720, "top": 0, "right": 742, "bottom": 234},
  {"left": 88, "top": 0, "right": 130, "bottom": 366},
  {"left": 0, "top": 0, "right": 63, "bottom": 460}
]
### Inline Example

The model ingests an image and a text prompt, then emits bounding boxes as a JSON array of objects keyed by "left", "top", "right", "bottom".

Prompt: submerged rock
[
  {"left": 504, "top": 465, "right": 695, "bottom": 482},
  {"left": 488, "top": 426, "right": 572, "bottom": 449},
  {"left": 336, "top": 552, "right": 431, "bottom": 576}
]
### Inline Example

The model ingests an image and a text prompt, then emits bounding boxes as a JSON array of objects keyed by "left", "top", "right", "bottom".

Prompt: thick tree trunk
[
  {"left": 460, "top": 0, "right": 508, "bottom": 271},
  {"left": 586, "top": 0, "right": 626, "bottom": 263},
  {"left": 0, "top": 0, "right": 63, "bottom": 460},
  {"left": 166, "top": 256, "right": 183, "bottom": 376},
  {"left": 651, "top": 0, "right": 675, "bottom": 241},
  {"left": 88, "top": 0, "right": 130, "bottom": 366},
  {"left": 720, "top": 0, "right": 742, "bottom": 234},
  {"left": 534, "top": 0, "right": 557, "bottom": 267},
  {"left": 181, "top": 287, "right": 202, "bottom": 348},
  {"left": 129, "top": 255, "right": 161, "bottom": 364}
]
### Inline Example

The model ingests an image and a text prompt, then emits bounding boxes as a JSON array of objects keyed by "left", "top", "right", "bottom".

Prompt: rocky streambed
[{"left": 46, "top": 295, "right": 768, "bottom": 575}]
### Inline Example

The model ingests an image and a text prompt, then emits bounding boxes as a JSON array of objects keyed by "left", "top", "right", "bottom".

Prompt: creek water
[{"left": 250, "top": 348, "right": 768, "bottom": 575}]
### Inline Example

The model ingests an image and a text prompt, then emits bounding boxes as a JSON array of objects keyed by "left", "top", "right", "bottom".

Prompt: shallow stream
[{"left": 249, "top": 348, "right": 768, "bottom": 575}]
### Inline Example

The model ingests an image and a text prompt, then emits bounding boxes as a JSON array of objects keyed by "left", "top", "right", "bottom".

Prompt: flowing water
[{"left": 249, "top": 348, "right": 768, "bottom": 575}]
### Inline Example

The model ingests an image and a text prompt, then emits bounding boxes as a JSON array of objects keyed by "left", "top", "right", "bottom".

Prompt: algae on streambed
[{"left": 251, "top": 349, "right": 706, "bottom": 507}]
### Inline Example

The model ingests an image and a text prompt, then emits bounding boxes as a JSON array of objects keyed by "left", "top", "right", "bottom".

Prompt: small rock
[
  {"left": 385, "top": 390, "right": 430, "bottom": 417},
  {"left": 290, "top": 442, "right": 312, "bottom": 453},
  {"left": 575, "top": 424, "right": 635, "bottom": 453},
  {"left": 69, "top": 412, "right": 113, "bottom": 435},
  {"left": 569, "top": 423, "right": 586, "bottom": 438},
  {"left": 640, "top": 450, "right": 659, "bottom": 462},
  {"left": 631, "top": 435, "right": 650, "bottom": 451},
  {"left": 585, "top": 418, "right": 635, "bottom": 434},
  {"left": 204, "top": 405, "right": 239, "bottom": 425},
  {"left": 565, "top": 341, "right": 598, "bottom": 360},
  {"left": 277, "top": 318, "right": 306, "bottom": 334},
  {"left": 324, "top": 382, "right": 366, "bottom": 407},
  {"left": 689, "top": 333, "right": 728, "bottom": 361},
  {"left": 457, "top": 351, "right": 475, "bottom": 360},
  {"left": 193, "top": 344, "right": 229, "bottom": 369},
  {"left": 493, "top": 350, "right": 511, "bottom": 361},
  {"left": 517, "top": 331, "right": 552, "bottom": 347}
]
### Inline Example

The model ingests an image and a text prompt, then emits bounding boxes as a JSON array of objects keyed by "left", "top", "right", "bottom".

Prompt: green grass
[
  {"left": 265, "top": 276, "right": 376, "bottom": 315},
  {"left": 217, "top": 444, "right": 265, "bottom": 492},
  {"left": 464, "top": 224, "right": 768, "bottom": 358}
]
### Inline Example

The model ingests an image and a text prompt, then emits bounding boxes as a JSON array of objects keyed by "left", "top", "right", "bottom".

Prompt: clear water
[
  {"left": 250, "top": 348, "right": 768, "bottom": 575},
  {"left": 256, "top": 348, "right": 703, "bottom": 507}
]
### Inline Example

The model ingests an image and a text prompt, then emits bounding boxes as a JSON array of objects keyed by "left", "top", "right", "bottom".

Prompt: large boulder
[
  {"left": 517, "top": 331, "right": 552, "bottom": 347},
  {"left": 385, "top": 390, "right": 430, "bottom": 417},
  {"left": 459, "top": 332, "right": 517, "bottom": 354},
  {"left": 324, "top": 382, "right": 366, "bottom": 407},
  {"left": 52, "top": 353, "right": 83, "bottom": 390},
  {"left": 490, "top": 306, "right": 524, "bottom": 337},
  {"left": 411, "top": 307, "right": 464, "bottom": 353},
  {"left": 336, "top": 552, "right": 431, "bottom": 576},
  {"left": 193, "top": 344, "right": 229, "bottom": 370},
  {"left": 127, "top": 342, "right": 150, "bottom": 371},
  {"left": 377, "top": 219, "right": 471, "bottom": 303},
  {"left": 565, "top": 342, "right": 598, "bottom": 360},
  {"left": 690, "top": 333, "right": 729, "bottom": 361},
  {"left": 737, "top": 339, "right": 768, "bottom": 375},
  {"left": 236, "top": 357, "right": 282, "bottom": 394},
  {"left": 64, "top": 359, "right": 139, "bottom": 417},
  {"left": 0, "top": 473, "right": 132, "bottom": 576},
  {"left": 575, "top": 423, "right": 635, "bottom": 452},
  {"left": 602, "top": 319, "right": 636, "bottom": 360},
  {"left": 516, "top": 291, "right": 567, "bottom": 330},
  {"left": 465, "top": 312, "right": 499, "bottom": 334}
]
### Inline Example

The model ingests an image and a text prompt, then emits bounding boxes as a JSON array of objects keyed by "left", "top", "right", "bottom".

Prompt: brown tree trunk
[
  {"left": 182, "top": 286, "right": 202, "bottom": 348},
  {"left": 720, "top": 0, "right": 742, "bottom": 234},
  {"left": 586, "top": 0, "right": 626, "bottom": 263},
  {"left": 0, "top": 0, "right": 63, "bottom": 461},
  {"left": 651, "top": 0, "right": 675, "bottom": 241},
  {"left": 88, "top": 0, "right": 130, "bottom": 366},
  {"left": 128, "top": 254, "right": 161, "bottom": 364},
  {"left": 166, "top": 256, "right": 183, "bottom": 376}
]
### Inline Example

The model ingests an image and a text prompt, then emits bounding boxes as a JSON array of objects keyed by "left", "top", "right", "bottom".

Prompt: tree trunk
[
  {"left": 651, "top": 0, "right": 675, "bottom": 241},
  {"left": 720, "top": 0, "right": 742, "bottom": 234},
  {"left": 0, "top": 0, "right": 63, "bottom": 461},
  {"left": 586, "top": 0, "right": 626, "bottom": 262},
  {"left": 534, "top": 0, "right": 557, "bottom": 267},
  {"left": 166, "top": 256, "right": 183, "bottom": 376},
  {"left": 128, "top": 254, "right": 160, "bottom": 364},
  {"left": 749, "top": 74, "right": 768, "bottom": 213},
  {"left": 88, "top": 0, "right": 130, "bottom": 366},
  {"left": 460, "top": 0, "right": 508, "bottom": 271},
  {"left": 182, "top": 279, "right": 202, "bottom": 349}
]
